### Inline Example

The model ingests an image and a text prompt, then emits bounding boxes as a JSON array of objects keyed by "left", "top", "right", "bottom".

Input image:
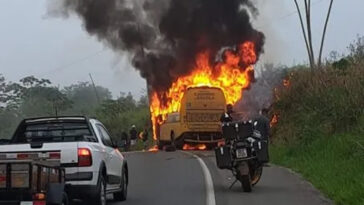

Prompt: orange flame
[
  {"left": 283, "top": 79, "right": 290, "bottom": 87},
  {"left": 270, "top": 114, "right": 278, "bottom": 127},
  {"left": 150, "top": 41, "right": 257, "bottom": 139},
  {"left": 148, "top": 145, "right": 159, "bottom": 152},
  {"left": 182, "top": 144, "right": 207, "bottom": 151}
]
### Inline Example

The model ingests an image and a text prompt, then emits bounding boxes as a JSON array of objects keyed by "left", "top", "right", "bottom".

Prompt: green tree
[
  {"left": 138, "top": 95, "right": 149, "bottom": 108},
  {"left": 0, "top": 75, "right": 6, "bottom": 105},
  {"left": 63, "top": 82, "right": 112, "bottom": 115},
  {"left": 0, "top": 108, "right": 20, "bottom": 140},
  {"left": 0, "top": 75, "right": 71, "bottom": 139},
  {"left": 95, "top": 94, "right": 150, "bottom": 142},
  {"left": 13, "top": 76, "right": 71, "bottom": 117},
  {"left": 0, "top": 74, "right": 20, "bottom": 140}
]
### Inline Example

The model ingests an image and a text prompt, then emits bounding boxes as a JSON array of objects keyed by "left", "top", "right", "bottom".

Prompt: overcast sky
[{"left": 1, "top": 0, "right": 363, "bottom": 98}]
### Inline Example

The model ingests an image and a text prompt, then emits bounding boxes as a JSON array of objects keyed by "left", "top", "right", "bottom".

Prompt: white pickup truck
[{"left": 0, "top": 116, "right": 128, "bottom": 205}]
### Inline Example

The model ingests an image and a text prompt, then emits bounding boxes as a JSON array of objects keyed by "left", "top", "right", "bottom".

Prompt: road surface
[{"left": 108, "top": 150, "right": 331, "bottom": 205}]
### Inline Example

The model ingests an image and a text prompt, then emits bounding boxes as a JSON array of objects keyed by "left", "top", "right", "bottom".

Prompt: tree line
[{"left": 0, "top": 76, "right": 150, "bottom": 142}]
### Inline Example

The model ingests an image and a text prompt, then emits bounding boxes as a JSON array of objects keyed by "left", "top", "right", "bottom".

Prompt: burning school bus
[
  {"left": 150, "top": 41, "right": 259, "bottom": 150},
  {"left": 156, "top": 87, "right": 226, "bottom": 149}
]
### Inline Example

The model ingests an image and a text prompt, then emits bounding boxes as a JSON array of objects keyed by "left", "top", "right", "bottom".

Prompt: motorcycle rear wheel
[{"left": 240, "top": 174, "right": 252, "bottom": 192}]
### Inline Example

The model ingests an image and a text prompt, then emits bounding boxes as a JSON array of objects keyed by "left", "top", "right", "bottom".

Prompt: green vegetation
[
  {"left": 0, "top": 76, "right": 151, "bottom": 146},
  {"left": 271, "top": 36, "right": 364, "bottom": 205}
]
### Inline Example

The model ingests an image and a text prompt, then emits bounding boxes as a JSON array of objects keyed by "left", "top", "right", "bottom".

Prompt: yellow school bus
[{"left": 157, "top": 87, "right": 226, "bottom": 149}]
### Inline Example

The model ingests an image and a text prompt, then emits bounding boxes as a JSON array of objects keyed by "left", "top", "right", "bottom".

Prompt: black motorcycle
[{"left": 215, "top": 120, "right": 269, "bottom": 192}]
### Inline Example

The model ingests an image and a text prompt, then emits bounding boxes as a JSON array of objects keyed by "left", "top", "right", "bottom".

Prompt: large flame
[{"left": 150, "top": 41, "right": 257, "bottom": 139}]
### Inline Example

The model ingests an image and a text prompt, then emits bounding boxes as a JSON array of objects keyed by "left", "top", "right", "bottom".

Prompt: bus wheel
[
  {"left": 206, "top": 143, "right": 218, "bottom": 150},
  {"left": 157, "top": 141, "right": 166, "bottom": 150}
]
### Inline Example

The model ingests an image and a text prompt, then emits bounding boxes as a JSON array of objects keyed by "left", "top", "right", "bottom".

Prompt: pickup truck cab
[{"left": 0, "top": 116, "right": 128, "bottom": 205}]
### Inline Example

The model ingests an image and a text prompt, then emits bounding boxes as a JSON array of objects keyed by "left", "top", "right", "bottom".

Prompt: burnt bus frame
[{"left": 0, "top": 162, "right": 65, "bottom": 201}]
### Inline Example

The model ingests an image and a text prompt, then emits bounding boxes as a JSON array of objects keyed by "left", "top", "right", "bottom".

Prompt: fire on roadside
[
  {"left": 148, "top": 145, "right": 159, "bottom": 152},
  {"left": 283, "top": 79, "right": 290, "bottom": 87},
  {"left": 182, "top": 144, "right": 207, "bottom": 151},
  {"left": 150, "top": 41, "right": 258, "bottom": 139},
  {"left": 270, "top": 114, "right": 278, "bottom": 127}
]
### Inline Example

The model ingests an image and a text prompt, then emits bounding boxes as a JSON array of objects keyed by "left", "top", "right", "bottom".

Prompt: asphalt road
[{"left": 106, "top": 150, "right": 332, "bottom": 205}]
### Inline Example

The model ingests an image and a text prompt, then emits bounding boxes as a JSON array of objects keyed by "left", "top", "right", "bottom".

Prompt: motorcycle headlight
[{"left": 236, "top": 148, "right": 248, "bottom": 159}]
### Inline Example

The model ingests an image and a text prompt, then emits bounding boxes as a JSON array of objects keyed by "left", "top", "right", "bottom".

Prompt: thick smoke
[
  {"left": 55, "top": 0, "right": 265, "bottom": 94},
  {"left": 236, "top": 63, "right": 286, "bottom": 119}
]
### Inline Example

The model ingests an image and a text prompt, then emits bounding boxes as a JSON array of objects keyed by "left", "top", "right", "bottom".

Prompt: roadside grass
[
  {"left": 270, "top": 53, "right": 364, "bottom": 205},
  {"left": 271, "top": 129, "right": 364, "bottom": 205}
]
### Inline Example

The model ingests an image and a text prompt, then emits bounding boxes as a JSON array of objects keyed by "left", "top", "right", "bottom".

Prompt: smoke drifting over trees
[{"left": 52, "top": 0, "right": 265, "bottom": 93}]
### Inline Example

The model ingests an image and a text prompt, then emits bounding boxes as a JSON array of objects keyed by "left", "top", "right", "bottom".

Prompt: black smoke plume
[{"left": 56, "top": 0, "right": 265, "bottom": 95}]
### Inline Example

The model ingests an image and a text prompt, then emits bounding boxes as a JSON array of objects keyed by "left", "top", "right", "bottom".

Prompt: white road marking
[{"left": 183, "top": 151, "right": 216, "bottom": 205}]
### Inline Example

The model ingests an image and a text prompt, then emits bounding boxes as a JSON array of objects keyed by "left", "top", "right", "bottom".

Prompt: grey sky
[{"left": 1, "top": 0, "right": 363, "bottom": 98}]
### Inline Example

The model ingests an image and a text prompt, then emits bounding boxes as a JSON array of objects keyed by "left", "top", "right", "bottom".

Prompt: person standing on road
[
  {"left": 129, "top": 125, "right": 138, "bottom": 146},
  {"left": 220, "top": 104, "right": 234, "bottom": 123},
  {"left": 255, "top": 108, "right": 271, "bottom": 140},
  {"left": 121, "top": 131, "right": 129, "bottom": 151},
  {"left": 220, "top": 104, "right": 235, "bottom": 145},
  {"left": 254, "top": 108, "right": 271, "bottom": 162},
  {"left": 141, "top": 128, "right": 149, "bottom": 151}
]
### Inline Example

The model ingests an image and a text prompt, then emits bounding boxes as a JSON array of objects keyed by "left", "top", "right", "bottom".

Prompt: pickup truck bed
[{"left": 0, "top": 116, "right": 128, "bottom": 205}]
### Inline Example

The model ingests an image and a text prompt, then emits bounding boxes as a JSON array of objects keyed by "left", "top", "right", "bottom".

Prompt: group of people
[{"left": 121, "top": 125, "right": 149, "bottom": 151}]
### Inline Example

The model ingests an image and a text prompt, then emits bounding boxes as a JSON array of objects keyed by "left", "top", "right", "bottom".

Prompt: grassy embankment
[{"left": 270, "top": 60, "right": 364, "bottom": 205}]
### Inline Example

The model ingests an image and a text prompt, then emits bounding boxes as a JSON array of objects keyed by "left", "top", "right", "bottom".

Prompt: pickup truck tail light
[
  {"left": 17, "top": 153, "right": 29, "bottom": 160},
  {"left": 33, "top": 201, "right": 46, "bottom": 205},
  {"left": 78, "top": 148, "right": 92, "bottom": 167},
  {"left": 34, "top": 193, "right": 46, "bottom": 200},
  {"left": 0, "top": 165, "right": 6, "bottom": 188}
]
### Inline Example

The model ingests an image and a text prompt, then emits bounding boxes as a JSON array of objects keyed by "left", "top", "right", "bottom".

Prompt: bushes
[
  {"left": 271, "top": 63, "right": 364, "bottom": 204},
  {"left": 95, "top": 101, "right": 151, "bottom": 142},
  {"left": 272, "top": 62, "right": 364, "bottom": 144},
  {"left": 271, "top": 36, "right": 364, "bottom": 204}
]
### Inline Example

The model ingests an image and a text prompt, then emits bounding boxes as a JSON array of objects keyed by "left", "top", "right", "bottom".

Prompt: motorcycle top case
[
  {"left": 222, "top": 122, "right": 237, "bottom": 141},
  {"left": 215, "top": 146, "right": 232, "bottom": 169}
]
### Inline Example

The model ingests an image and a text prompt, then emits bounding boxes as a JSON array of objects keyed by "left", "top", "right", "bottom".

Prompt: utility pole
[
  {"left": 89, "top": 73, "right": 101, "bottom": 104},
  {"left": 318, "top": 0, "right": 334, "bottom": 68},
  {"left": 293, "top": 0, "right": 334, "bottom": 70},
  {"left": 52, "top": 100, "right": 58, "bottom": 117}
]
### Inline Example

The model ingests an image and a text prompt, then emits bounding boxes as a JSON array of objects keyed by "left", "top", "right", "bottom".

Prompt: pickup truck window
[
  {"left": 12, "top": 122, "right": 96, "bottom": 143},
  {"left": 96, "top": 125, "right": 114, "bottom": 147}
]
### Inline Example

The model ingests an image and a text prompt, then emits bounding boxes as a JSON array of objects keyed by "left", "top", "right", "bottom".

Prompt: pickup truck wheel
[
  {"left": 114, "top": 171, "right": 127, "bottom": 201},
  {"left": 157, "top": 141, "right": 166, "bottom": 150},
  {"left": 90, "top": 175, "right": 107, "bottom": 205}
]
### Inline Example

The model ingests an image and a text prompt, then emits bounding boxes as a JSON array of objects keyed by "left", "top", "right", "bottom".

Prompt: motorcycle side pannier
[
  {"left": 214, "top": 146, "right": 232, "bottom": 169},
  {"left": 255, "top": 141, "right": 269, "bottom": 163}
]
